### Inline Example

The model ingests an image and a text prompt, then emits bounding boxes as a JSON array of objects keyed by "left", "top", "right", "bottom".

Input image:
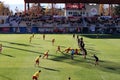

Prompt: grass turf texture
[{"left": 0, "top": 34, "right": 120, "bottom": 80}]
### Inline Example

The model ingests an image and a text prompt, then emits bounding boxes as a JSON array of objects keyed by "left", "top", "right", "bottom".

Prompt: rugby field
[{"left": 0, "top": 34, "right": 120, "bottom": 80}]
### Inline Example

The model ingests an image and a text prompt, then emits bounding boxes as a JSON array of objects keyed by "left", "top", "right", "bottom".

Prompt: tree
[
  {"left": 27, "top": 3, "right": 45, "bottom": 15},
  {"left": 0, "top": 1, "right": 12, "bottom": 15},
  {"left": 114, "top": 4, "right": 120, "bottom": 16}
]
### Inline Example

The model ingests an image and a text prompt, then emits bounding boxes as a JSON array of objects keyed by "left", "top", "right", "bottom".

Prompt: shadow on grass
[
  {"left": 0, "top": 40, "right": 33, "bottom": 47},
  {"left": 38, "top": 66, "right": 60, "bottom": 72},
  {"left": 98, "top": 60, "right": 120, "bottom": 74},
  {"left": 81, "top": 34, "right": 120, "bottom": 39},
  {"left": 0, "top": 74, "right": 12, "bottom": 80},
  {"left": 3, "top": 45, "right": 56, "bottom": 57},
  {"left": 50, "top": 53, "right": 120, "bottom": 74},
  {"left": 75, "top": 57, "right": 120, "bottom": 74},
  {"left": 0, "top": 53, "right": 15, "bottom": 58},
  {"left": 86, "top": 48, "right": 101, "bottom": 55},
  {"left": 3, "top": 45, "right": 41, "bottom": 54},
  {"left": 50, "top": 54, "right": 70, "bottom": 62}
]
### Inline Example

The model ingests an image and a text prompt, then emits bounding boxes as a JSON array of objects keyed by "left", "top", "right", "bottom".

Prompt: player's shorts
[
  {"left": 32, "top": 76, "right": 37, "bottom": 80},
  {"left": 36, "top": 60, "right": 39, "bottom": 63},
  {"left": 44, "top": 54, "right": 48, "bottom": 56},
  {"left": 96, "top": 59, "right": 99, "bottom": 62}
]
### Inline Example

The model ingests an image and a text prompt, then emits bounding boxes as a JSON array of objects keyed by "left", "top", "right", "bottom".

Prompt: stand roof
[{"left": 24, "top": 0, "right": 120, "bottom": 4}]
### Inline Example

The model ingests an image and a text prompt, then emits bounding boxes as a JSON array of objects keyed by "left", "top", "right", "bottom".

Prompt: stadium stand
[{"left": 0, "top": 13, "right": 120, "bottom": 33}]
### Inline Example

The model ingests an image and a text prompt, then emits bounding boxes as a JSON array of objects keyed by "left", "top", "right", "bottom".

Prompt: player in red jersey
[{"left": 42, "top": 50, "right": 49, "bottom": 59}]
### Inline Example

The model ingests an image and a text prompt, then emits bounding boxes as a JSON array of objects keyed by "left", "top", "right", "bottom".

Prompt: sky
[
  {"left": 0, "top": 0, "right": 65, "bottom": 13},
  {"left": 0, "top": 0, "right": 24, "bottom": 12},
  {"left": 0, "top": 0, "right": 109, "bottom": 13}
]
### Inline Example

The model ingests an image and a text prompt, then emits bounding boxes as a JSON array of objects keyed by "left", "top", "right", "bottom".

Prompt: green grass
[{"left": 0, "top": 34, "right": 120, "bottom": 80}]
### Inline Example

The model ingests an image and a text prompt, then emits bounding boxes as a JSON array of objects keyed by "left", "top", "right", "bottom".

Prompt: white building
[{"left": 64, "top": 3, "right": 99, "bottom": 17}]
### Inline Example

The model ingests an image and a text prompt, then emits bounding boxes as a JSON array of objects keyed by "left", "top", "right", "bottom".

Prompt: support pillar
[
  {"left": 24, "top": 2, "right": 26, "bottom": 14},
  {"left": 38, "top": 3, "right": 40, "bottom": 6},
  {"left": 27, "top": 3, "right": 30, "bottom": 11},
  {"left": 38, "top": 3, "right": 41, "bottom": 14},
  {"left": 108, "top": 4, "right": 111, "bottom": 16},
  {"left": 111, "top": 4, "right": 113, "bottom": 16},
  {"left": 52, "top": 3, "right": 54, "bottom": 15},
  {"left": 65, "top": 3, "right": 67, "bottom": 16}
]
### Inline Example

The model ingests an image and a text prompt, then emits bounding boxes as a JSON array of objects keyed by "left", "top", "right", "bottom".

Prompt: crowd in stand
[
  {"left": 0, "top": 12, "right": 120, "bottom": 33},
  {"left": 4, "top": 13, "right": 120, "bottom": 27}
]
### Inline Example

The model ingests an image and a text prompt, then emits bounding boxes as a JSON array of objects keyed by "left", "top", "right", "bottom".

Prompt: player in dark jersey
[
  {"left": 0, "top": 44, "right": 2, "bottom": 53},
  {"left": 93, "top": 54, "right": 99, "bottom": 65},
  {"left": 56, "top": 46, "right": 61, "bottom": 53},
  {"left": 52, "top": 39, "right": 55, "bottom": 46},
  {"left": 82, "top": 48, "right": 87, "bottom": 59},
  {"left": 73, "top": 34, "right": 75, "bottom": 38},
  {"left": 43, "top": 34, "right": 45, "bottom": 40}
]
